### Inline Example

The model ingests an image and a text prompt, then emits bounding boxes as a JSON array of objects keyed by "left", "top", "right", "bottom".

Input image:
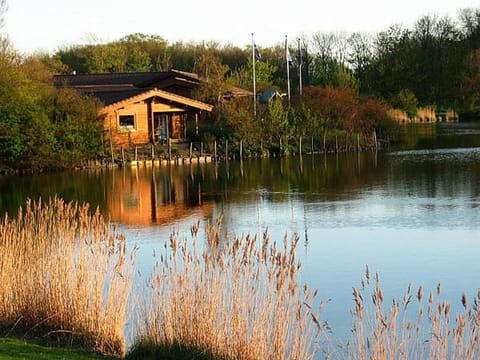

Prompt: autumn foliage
[{"left": 301, "top": 85, "right": 398, "bottom": 138}]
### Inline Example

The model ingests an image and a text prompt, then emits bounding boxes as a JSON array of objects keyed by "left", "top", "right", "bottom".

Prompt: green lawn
[{"left": 0, "top": 338, "right": 114, "bottom": 360}]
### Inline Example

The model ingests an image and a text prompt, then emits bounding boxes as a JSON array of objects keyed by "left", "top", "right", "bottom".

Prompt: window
[{"left": 119, "top": 115, "right": 135, "bottom": 130}]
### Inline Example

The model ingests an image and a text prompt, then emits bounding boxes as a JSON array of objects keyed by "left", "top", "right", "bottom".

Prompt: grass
[{"left": 0, "top": 337, "right": 113, "bottom": 359}]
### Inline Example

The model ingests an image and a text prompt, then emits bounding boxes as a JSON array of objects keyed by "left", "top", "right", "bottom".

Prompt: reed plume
[
  {"left": 347, "top": 266, "right": 480, "bottom": 360},
  {"left": 133, "top": 222, "right": 325, "bottom": 360},
  {"left": 0, "top": 197, "right": 135, "bottom": 357}
]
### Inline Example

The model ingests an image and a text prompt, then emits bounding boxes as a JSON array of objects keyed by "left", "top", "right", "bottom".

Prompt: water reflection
[
  {"left": 1, "top": 124, "right": 480, "bottom": 352},
  {"left": 107, "top": 166, "right": 215, "bottom": 226}
]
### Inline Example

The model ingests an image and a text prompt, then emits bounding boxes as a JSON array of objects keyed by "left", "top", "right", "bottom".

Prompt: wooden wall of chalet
[{"left": 104, "top": 99, "right": 189, "bottom": 148}]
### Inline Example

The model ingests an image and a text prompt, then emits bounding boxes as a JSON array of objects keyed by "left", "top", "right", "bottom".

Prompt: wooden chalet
[{"left": 54, "top": 70, "right": 213, "bottom": 148}]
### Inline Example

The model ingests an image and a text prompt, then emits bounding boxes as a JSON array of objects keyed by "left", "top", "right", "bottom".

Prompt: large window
[{"left": 119, "top": 115, "right": 135, "bottom": 130}]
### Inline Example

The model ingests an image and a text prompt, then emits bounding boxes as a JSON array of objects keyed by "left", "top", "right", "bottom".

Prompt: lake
[{"left": 1, "top": 122, "right": 480, "bottom": 350}]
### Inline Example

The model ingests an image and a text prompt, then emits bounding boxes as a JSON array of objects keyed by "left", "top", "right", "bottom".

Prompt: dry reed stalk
[
  {"left": 134, "top": 221, "right": 325, "bottom": 360},
  {"left": 347, "top": 267, "right": 480, "bottom": 360},
  {"left": 0, "top": 197, "right": 135, "bottom": 357},
  {"left": 388, "top": 108, "right": 410, "bottom": 123},
  {"left": 415, "top": 107, "right": 437, "bottom": 123}
]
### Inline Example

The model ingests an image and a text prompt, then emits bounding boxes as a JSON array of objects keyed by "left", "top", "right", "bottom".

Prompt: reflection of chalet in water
[
  {"left": 54, "top": 70, "right": 213, "bottom": 148},
  {"left": 107, "top": 167, "right": 214, "bottom": 226}
]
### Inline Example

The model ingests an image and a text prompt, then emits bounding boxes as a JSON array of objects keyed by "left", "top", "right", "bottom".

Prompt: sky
[{"left": 2, "top": 0, "right": 479, "bottom": 54}]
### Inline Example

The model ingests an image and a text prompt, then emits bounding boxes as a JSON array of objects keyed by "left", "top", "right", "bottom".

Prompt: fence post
[{"left": 168, "top": 138, "right": 172, "bottom": 160}]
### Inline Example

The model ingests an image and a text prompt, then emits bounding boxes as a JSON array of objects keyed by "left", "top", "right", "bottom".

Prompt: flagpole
[
  {"left": 252, "top": 33, "right": 257, "bottom": 116},
  {"left": 298, "top": 37, "right": 303, "bottom": 96},
  {"left": 285, "top": 35, "right": 291, "bottom": 104}
]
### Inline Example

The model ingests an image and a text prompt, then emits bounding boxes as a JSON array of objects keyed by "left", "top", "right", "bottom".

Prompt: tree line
[
  {"left": 1, "top": 4, "right": 479, "bottom": 168},
  {"left": 45, "top": 7, "right": 480, "bottom": 118}
]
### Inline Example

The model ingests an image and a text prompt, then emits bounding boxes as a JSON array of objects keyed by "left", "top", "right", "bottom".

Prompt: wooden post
[
  {"left": 168, "top": 138, "right": 172, "bottom": 160},
  {"left": 311, "top": 136, "right": 314, "bottom": 154},
  {"left": 121, "top": 147, "right": 125, "bottom": 165},
  {"left": 109, "top": 125, "right": 114, "bottom": 165},
  {"left": 335, "top": 135, "right": 338, "bottom": 153},
  {"left": 225, "top": 140, "right": 229, "bottom": 160},
  {"left": 195, "top": 113, "right": 199, "bottom": 135},
  {"left": 214, "top": 140, "right": 217, "bottom": 161},
  {"left": 135, "top": 146, "right": 138, "bottom": 161},
  {"left": 240, "top": 139, "right": 243, "bottom": 158},
  {"left": 151, "top": 143, "right": 155, "bottom": 159},
  {"left": 299, "top": 136, "right": 302, "bottom": 155},
  {"left": 373, "top": 130, "right": 377, "bottom": 150},
  {"left": 200, "top": 142, "right": 203, "bottom": 156},
  {"left": 189, "top": 142, "right": 193, "bottom": 159},
  {"left": 357, "top": 133, "right": 360, "bottom": 152},
  {"left": 323, "top": 134, "right": 326, "bottom": 153}
]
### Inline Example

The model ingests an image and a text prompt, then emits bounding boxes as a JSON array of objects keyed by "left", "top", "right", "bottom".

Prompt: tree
[
  {"left": 390, "top": 89, "right": 419, "bottom": 118},
  {"left": 310, "top": 31, "right": 351, "bottom": 88},
  {"left": 262, "top": 98, "right": 292, "bottom": 150},
  {"left": 193, "top": 49, "right": 232, "bottom": 109},
  {"left": 347, "top": 32, "right": 373, "bottom": 89},
  {"left": 460, "top": 48, "right": 480, "bottom": 116},
  {"left": 0, "top": 36, "right": 103, "bottom": 166},
  {"left": 231, "top": 54, "right": 277, "bottom": 92},
  {"left": 51, "top": 87, "right": 104, "bottom": 163}
]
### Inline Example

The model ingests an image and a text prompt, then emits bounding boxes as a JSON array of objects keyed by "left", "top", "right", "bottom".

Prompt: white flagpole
[
  {"left": 252, "top": 33, "right": 257, "bottom": 116},
  {"left": 285, "top": 35, "right": 291, "bottom": 104},
  {"left": 298, "top": 37, "right": 303, "bottom": 96}
]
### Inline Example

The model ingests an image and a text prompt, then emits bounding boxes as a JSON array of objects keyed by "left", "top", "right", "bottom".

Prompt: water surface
[{"left": 1, "top": 122, "right": 480, "bottom": 346}]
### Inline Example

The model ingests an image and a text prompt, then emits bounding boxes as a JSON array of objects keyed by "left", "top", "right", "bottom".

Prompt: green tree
[
  {"left": 231, "top": 54, "right": 277, "bottom": 92},
  {"left": 262, "top": 98, "right": 292, "bottom": 150},
  {"left": 193, "top": 49, "right": 232, "bottom": 108},
  {"left": 390, "top": 89, "right": 419, "bottom": 118},
  {"left": 51, "top": 87, "right": 104, "bottom": 163},
  {"left": 460, "top": 48, "right": 480, "bottom": 116}
]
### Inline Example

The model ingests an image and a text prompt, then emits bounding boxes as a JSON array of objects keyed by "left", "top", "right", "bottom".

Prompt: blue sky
[{"left": 2, "top": 0, "right": 479, "bottom": 54}]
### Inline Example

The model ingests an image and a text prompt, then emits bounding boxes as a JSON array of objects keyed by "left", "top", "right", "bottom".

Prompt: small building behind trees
[{"left": 54, "top": 70, "right": 213, "bottom": 148}]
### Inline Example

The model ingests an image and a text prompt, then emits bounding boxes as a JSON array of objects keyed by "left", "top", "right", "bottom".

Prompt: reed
[
  {"left": 345, "top": 266, "right": 480, "bottom": 360},
  {"left": 0, "top": 198, "right": 135, "bottom": 357},
  {"left": 132, "top": 219, "right": 325, "bottom": 360}
]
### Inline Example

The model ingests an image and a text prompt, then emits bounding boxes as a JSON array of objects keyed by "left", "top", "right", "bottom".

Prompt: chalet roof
[
  {"left": 102, "top": 88, "right": 213, "bottom": 112},
  {"left": 53, "top": 69, "right": 200, "bottom": 92},
  {"left": 90, "top": 89, "right": 148, "bottom": 106}
]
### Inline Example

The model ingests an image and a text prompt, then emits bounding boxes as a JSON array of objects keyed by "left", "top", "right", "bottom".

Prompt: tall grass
[
  {"left": 132, "top": 219, "right": 325, "bottom": 360},
  {"left": 3, "top": 198, "right": 480, "bottom": 360},
  {"left": 345, "top": 266, "right": 480, "bottom": 360},
  {"left": 0, "top": 198, "right": 135, "bottom": 357}
]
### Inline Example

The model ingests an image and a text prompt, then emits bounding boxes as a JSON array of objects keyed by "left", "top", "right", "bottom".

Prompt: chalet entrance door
[{"left": 153, "top": 113, "right": 169, "bottom": 144}]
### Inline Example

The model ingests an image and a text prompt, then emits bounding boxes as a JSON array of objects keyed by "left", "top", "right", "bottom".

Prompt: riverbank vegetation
[
  {"left": 2, "top": 5, "right": 480, "bottom": 168},
  {"left": 131, "top": 220, "right": 323, "bottom": 360},
  {"left": 1, "top": 198, "right": 480, "bottom": 359},
  {"left": 0, "top": 198, "right": 134, "bottom": 357},
  {"left": 0, "top": 199, "right": 323, "bottom": 359}
]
